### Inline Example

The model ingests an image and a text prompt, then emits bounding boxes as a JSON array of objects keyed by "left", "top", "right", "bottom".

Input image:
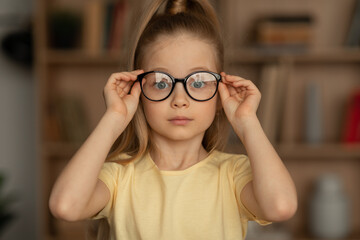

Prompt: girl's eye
[
  {"left": 190, "top": 81, "right": 205, "bottom": 89},
  {"left": 154, "top": 80, "right": 170, "bottom": 90}
]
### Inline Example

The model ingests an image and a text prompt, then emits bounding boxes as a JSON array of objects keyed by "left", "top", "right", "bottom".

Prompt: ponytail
[
  {"left": 166, "top": 0, "right": 187, "bottom": 14},
  {"left": 129, "top": 0, "right": 222, "bottom": 70}
]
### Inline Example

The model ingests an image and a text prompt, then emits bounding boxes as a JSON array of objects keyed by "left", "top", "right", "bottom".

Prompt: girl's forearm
[
  {"left": 49, "top": 111, "right": 126, "bottom": 218},
  {"left": 233, "top": 115, "right": 297, "bottom": 219}
]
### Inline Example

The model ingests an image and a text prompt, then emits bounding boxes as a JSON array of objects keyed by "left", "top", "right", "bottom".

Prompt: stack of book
[{"left": 253, "top": 15, "right": 313, "bottom": 53}]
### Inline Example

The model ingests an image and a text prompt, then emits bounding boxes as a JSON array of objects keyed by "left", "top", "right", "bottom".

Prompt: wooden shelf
[
  {"left": 46, "top": 49, "right": 127, "bottom": 66},
  {"left": 294, "top": 238, "right": 360, "bottom": 240},
  {"left": 277, "top": 143, "right": 360, "bottom": 160},
  {"left": 45, "top": 48, "right": 360, "bottom": 66},
  {"left": 226, "top": 48, "right": 360, "bottom": 64},
  {"left": 214, "top": 142, "right": 360, "bottom": 160}
]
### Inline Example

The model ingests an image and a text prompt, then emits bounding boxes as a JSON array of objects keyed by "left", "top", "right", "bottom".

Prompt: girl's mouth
[{"left": 169, "top": 116, "right": 193, "bottom": 125}]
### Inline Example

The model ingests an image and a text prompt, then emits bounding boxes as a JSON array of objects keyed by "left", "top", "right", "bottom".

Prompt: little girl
[{"left": 49, "top": 0, "right": 297, "bottom": 239}]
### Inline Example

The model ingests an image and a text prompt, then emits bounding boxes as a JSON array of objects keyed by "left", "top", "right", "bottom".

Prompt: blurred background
[
  {"left": 1, "top": 0, "right": 360, "bottom": 239},
  {"left": 0, "top": 0, "right": 37, "bottom": 240}
]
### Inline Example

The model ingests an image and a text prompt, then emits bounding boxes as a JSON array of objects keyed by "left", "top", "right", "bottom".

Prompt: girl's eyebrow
[
  {"left": 152, "top": 67, "right": 168, "bottom": 72},
  {"left": 151, "top": 66, "right": 211, "bottom": 73},
  {"left": 189, "top": 66, "right": 211, "bottom": 72}
]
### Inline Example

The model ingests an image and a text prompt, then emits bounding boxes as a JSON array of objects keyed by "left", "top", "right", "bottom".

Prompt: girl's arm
[
  {"left": 218, "top": 73, "right": 297, "bottom": 222},
  {"left": 49, "top": 70, "right": 143, "bottom": 221}
]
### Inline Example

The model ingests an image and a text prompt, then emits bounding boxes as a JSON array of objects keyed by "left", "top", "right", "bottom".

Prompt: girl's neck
[{"left": 149, "top": 133, "right": 208, "bottom": 171}]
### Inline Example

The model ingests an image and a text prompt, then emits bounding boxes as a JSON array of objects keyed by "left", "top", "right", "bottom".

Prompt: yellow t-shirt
[{"left": 93, "top": 150, "right": 269, "bottom": 239}]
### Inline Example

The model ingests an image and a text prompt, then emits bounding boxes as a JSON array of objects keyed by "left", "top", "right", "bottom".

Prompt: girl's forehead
[
  {"left": 142, "top": 34, "right": 218, "bottom": 73},
  {"left": 151, "top": 33, "right": 212, "bottom": 50}
]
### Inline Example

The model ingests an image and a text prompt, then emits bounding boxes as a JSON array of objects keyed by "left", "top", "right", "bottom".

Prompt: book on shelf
[
  {"left": 304, "top": 82, "right": 323, "bottom": 144},
  {"left": 252, "top": 15, "right": 313, "bottom": 53},
  {"left": 48, "top": 95, "right": 90, "bottom": 143},
  {"left": 345, "top": 0, "right": 360, "bottom": 47},
  {"left": 82, "top": 0, "right": 129, "bottom": 55},
  {"left": 342, "top": 89, "right": 360, "bottom": 143},
  {"left": 257, "top": 63, "right": 288, "bottom": 143},
  {"left": 45, "top": 103, "right": 62, "bottom": 142},
  {"left": 108, "top": 1, "right": 128, "bottom": 52},
  {"left": 82, "top": 0, "right": 105, "bottom": 55}
]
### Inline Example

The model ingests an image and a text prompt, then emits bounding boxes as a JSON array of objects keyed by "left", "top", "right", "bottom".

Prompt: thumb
[
  {"left": 129, "top": 81, "right": 142, "bottom": 99},
  {"left": 218, "top": 82, "right": 230, "bottom": 103}
]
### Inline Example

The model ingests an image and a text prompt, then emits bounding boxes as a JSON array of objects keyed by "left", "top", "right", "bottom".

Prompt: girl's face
[{"left": 140, "top": 34, "right": 219, "bottom": 144}]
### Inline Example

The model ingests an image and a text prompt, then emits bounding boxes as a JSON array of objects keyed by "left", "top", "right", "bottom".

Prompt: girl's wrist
[
  {"left": 101, "top": 111, "right": 127, "bottom": 140},
  {"left": 232, "top": 114, "right": 261, "bottom": 142}
]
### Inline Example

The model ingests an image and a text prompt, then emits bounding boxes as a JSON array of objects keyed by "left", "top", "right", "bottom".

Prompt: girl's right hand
[{"left": 103, "top": 69, "right": 144, "bottom": 124}]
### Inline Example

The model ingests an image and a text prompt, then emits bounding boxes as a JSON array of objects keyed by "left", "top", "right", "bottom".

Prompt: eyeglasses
[{"left": 137, "top": 71, "right": 221, "bottom": 102}]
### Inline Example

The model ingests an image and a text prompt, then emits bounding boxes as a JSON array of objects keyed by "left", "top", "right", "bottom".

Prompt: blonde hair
[
  {"left": 109, "top": 0, "right": 227, "bottom": 163},
  {"left": 88, "top": 0, "right": 229, "bottom": 239}
]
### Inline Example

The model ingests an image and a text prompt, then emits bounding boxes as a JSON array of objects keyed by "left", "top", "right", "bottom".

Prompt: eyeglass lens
[{"left": 141, "top": 72, "right": 218, "bottom": 101}]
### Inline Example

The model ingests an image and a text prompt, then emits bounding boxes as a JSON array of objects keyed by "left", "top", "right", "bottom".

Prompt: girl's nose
[{"left": 171, "top": 83, "right": 189, "bottom": 108}]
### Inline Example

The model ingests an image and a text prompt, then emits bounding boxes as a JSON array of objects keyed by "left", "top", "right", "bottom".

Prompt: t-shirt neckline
[{"left": 146, "top": 150, "right": 217, "bottom": 176}]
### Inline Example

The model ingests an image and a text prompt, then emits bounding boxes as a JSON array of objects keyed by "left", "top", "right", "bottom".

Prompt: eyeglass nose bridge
[
  {"left": 173, "top": 78, "right": 187, "bottom": 85},
  {"left": 172, "top": 77, "right": 190, "bottom": 93}
]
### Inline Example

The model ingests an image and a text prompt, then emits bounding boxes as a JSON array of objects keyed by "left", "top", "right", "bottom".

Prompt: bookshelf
[{"left": 34, "top": 0, "right": 360, "bottom": 239}]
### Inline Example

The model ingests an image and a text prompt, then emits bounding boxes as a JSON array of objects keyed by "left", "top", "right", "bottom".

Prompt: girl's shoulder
[
  {"left": 106, "top": 153, "right": 138, "bottom": 165},
  {"left": 212, "top": 150, "right": 248, "bottom": 161},
  {"left": 100, "top": 153, "right": 139, "bottom": 178},
  {"left": 103, "top": 152, "right": 151, "bottom": 171},
  {"left": 211, "top": 150, "right": 249, "bottom": 167}
]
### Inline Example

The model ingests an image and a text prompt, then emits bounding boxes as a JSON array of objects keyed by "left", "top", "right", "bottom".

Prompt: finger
[
  {"left": 129, "top": 81, "right": 141, "bottom": 99},
  {"left": 224, "top": 76, "right": 258, "bottom": 91},
  {"left": 105, "top": 74, "right": 130, "bottom": 91},
  {"left": 108, "top": 72, "right": 139, "bottom": 85},
  {"left": 117, "top": 72, "right": 138, "bottom": 90},
  {"left": 226, "top": 75, "right": 252, "bottom": 84},
  {"left": 218, "top": 82, "right": 230, "bottom": 102},
  {"left": 122, "top": 72, "right": 140, "bottom": 81},
  {"left": 220, "top": 72, "right": 230, "bottom": 84},
  {"left": 231, "top": 80, "right": 253, "bottom": 88},
  {"left": 124, "top": 69, "right": 145, "bottom": 83},
  {"left": 118, "top": 81, "right": 133, "bottom": 97},
  {"left": 125, "top": 69, "right": 144, "bottom": 81},
  {"left": 110, "top": 72, "right": 132, "bottom": 81},
  {"left": 106, "top": 72, "right": 139, "bottom": 91},
  {"left": 233, "top": 81, "right": 260, "bottom": 95},
  {"left": 131, "top": 69, "right": 144, "bottom": 75}
]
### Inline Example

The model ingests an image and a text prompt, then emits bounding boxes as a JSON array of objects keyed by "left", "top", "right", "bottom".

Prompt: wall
[{"left": 0, "top": 0, "right": 38, "bottom": 239}]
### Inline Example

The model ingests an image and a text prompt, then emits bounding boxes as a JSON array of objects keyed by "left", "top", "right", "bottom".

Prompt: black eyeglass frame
[{"left": 137, "top": 70, "right": 222, "bottom": 102}]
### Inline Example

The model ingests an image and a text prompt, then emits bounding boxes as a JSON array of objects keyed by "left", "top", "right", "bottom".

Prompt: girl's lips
[{"left": 169, "top": 117, "right": 193, "bottom": 125}]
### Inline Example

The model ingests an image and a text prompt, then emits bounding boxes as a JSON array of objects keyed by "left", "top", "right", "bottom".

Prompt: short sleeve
[
  {"left": 232, "top": 155, "right": 271, "bottom": 225},
  {"left": 92, "top": 162, "right": 121, "bottom": 220}
]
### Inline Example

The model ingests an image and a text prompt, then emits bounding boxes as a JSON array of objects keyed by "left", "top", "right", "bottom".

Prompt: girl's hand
[
  {"left": 218, "top": 72, "right": 261, "bottom": 124},
  {"left": 103, "top": 69, "right": 144, "bottom": 124}
]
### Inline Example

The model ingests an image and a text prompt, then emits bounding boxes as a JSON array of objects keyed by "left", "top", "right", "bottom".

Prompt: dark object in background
[
  {"left": 48, "top": 9, "right": 82, "bottom": 49},
  {"left": 0, "top": 173, "right": 16, "bottom": 237},
  {"left": 346, "top": 0, "right": 360, "bottom": 47},
  {"left": 1, "top": 25, "right": 33, "bottom": 66}
]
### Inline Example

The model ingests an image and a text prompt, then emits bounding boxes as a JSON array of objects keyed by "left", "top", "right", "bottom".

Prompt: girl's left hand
[{"left": 218, "top": 72, "right": 261, "bottom": 124}]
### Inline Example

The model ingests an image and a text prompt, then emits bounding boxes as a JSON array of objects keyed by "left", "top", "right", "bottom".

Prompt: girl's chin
[{"left": 150, "top": 130, "right": 206, "bottom": 143}]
